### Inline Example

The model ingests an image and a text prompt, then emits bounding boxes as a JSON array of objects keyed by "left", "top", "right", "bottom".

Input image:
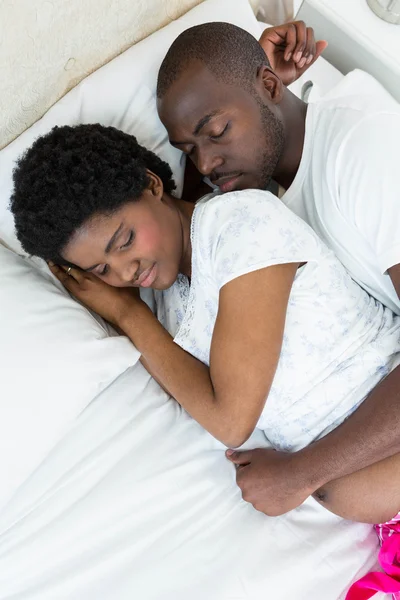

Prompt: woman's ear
[
  {"left": 257, "top": 65, "right": 284, "bottom": 105},
  {"left": 145, "top": 170, "right": 164, "bottom": 199}
]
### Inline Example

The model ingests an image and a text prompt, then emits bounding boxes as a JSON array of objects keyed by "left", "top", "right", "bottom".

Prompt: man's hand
[
  {"left": 260, "top": 21, "right": 328, "bottom": 86},
  {"left": 226, "top": 447, "right": 315, "bottom": 516}
]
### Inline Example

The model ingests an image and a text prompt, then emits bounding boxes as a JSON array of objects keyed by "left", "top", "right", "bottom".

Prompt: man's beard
[{"left": 256, "top": 101, "right": 285, "bottom": 190}]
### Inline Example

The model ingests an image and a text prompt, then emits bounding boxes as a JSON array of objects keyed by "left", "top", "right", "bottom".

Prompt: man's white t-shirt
[{"left": 282, "top": 90, "right": 400, "bottom": 314}]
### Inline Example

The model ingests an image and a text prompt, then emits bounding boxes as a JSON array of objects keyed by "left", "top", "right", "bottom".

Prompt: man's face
[{"left": 158, "top": 61, "right": 285, "bottom": 192}]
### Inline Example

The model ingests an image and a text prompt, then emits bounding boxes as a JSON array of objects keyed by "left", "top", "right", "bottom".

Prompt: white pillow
[
  {"left": 0, "top": 244, "right": 140, "bottom": 510},
  {"left": 0, "top": 0, "right": 261, "bottom": 255},
  {"left": 0, "top": 0, "right": 261, "bottom": 511}
]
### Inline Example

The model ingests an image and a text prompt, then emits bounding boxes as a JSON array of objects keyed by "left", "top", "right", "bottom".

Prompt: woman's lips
[{"left": 136, "top": 263, "right": 157, "bottom": 288}]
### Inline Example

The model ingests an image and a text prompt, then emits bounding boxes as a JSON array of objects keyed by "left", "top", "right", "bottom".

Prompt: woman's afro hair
[{"left": 10, "top": 123, "right": 176, "bottom": 262}]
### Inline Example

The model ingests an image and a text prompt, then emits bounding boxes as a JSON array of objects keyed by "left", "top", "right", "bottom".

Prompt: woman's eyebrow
[
  {"left": 105, "top": 223, "right": 124, "bottom": 254},
  {"left": 83, "top": 223, "right": 124, "bottom": 271}
]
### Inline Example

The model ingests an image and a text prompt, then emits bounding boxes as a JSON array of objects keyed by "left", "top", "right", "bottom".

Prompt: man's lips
[
  {"left": 211, "top": 173, "right": 242, "bottom": 193},
  {"left": 135, "top": 263, "right": 157, "bottom": 287}
]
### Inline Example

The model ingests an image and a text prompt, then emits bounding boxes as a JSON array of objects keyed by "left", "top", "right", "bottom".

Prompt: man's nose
[{"left": 195, "top": 147, "right": 224, "bottom": 176}]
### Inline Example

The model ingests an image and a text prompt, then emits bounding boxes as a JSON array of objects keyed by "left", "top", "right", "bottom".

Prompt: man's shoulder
[
  {"left": 311, "top": 75, "right": 400, "bottom": 131},
  {"left": 308, "top": 92, "right": 400, "bottom": 160}
]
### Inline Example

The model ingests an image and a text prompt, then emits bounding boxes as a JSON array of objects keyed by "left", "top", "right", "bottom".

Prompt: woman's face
[{"left": 62, "top": 178, "right": 189, "bottom": 290}]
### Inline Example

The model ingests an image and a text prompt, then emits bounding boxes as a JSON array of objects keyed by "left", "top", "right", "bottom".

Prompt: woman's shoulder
[
  {"left": 191, "top": 187, "right": 332, "bottom": 283},
  {"left": 194, "top": 188, "right": 320, "bottom": 245},
  {"left": 194, "top": 189, "right": 281, "bottom": 237},
  {"left": 197, "top": 188, "right": 280, "bottom": 214}
]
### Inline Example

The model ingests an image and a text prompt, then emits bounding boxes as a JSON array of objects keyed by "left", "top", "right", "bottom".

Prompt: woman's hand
[
  {"left": 260, "top": 21, "right": 328, "bottom": 86},
  {"left": 49, "top": 263, "right": 141, "bottom": 327}
]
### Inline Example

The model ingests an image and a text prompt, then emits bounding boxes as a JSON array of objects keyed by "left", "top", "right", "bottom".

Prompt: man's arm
[
  {"left": 259, "top": 21, "right": 328, "bottom": 86},
  {"left": 227, "top": 362, "right": 400, "bottom": 516}
]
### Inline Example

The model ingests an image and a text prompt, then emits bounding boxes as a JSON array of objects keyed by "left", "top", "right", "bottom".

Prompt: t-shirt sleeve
[
  {"left": 338, "top": 112, "right": 400, "bottom": 274},
  {"left": 198, "top": 189, "right": 324, "bottom": 290}
]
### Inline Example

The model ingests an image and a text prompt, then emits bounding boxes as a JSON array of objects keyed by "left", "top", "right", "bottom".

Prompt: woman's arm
[{"left": 50, "top": 262, "right": 298, "bottom": 447}]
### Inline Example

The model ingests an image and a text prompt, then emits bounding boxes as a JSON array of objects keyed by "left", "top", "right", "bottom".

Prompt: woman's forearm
[{"left": 118, "top": 302, "right": 252, "bottom": 446}]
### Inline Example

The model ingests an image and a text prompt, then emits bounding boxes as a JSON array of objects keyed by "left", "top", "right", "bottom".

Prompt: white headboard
[{"left": 0, "top": 0, "right": 259, "bottom": 149}]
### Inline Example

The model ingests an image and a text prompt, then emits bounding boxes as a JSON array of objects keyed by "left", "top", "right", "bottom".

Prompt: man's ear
[
  {"left": 257, "top": 65, "right": 284, "bottom": 104},
  {"left": 145, "top": 170, "right": 164, "bottom": 199}
]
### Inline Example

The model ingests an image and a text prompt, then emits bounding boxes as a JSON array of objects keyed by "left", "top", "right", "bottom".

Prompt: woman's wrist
[{"left": 116, "top": 295, "right": 149, "bottom": 331}]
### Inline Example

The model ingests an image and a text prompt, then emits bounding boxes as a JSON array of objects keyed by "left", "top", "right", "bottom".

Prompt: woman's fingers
[
  {"left": 48, "top": 262, "right": 82, "bottom": 289},
  {"left": 59, "top": 264, "right": 85, "bottom": 284}
]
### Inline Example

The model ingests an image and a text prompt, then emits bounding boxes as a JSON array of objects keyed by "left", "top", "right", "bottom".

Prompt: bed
[{"left": 0, "top": 0, "right": 387, "bottom": 598}]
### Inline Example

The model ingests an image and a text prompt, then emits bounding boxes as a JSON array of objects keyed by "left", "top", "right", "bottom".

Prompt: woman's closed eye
[
  {"left": 94, "top": 231, "right": 134, "bottom": 277},
  {"left": 120, "top": 230, "right": 134, "bottom": 250},
  {"left": 98, "top": 264, "right": 109, "bottom": 277}
]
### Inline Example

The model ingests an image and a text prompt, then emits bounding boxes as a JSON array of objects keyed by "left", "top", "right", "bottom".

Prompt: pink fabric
[{"left": 346, "top": 514, "right": 400, "bottom": 600}]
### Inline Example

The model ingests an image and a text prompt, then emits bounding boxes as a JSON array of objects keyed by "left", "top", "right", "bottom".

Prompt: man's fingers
[
  {"left": 292, "top": 21, "right": 307, "bottom": 63},
  {"left": 295, "top": 39, "right": 328, "bottom": 77},
  {"left": 283, "top": 23, "right": 297, "bottom": 61},
  {"left": 314, "top": 39, "right": 328, "bottom": 60},
  {"left": 304, "top": 27, "right": 316, "bottom": 65},
  {"left": 226, "top": 449, "right": 252, "bottom": 465}
]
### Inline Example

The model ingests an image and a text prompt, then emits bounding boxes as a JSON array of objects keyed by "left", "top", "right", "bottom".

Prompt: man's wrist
[{"left": 289, "top": 445, "right": 331, "bottom": 494}]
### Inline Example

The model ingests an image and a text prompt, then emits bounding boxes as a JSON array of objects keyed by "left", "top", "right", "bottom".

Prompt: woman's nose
[{"left": 117, "top": 259, "right": 139, "bottom": 285}]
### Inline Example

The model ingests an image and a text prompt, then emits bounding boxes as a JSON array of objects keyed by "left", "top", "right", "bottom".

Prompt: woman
[{"left": 11, "top": 124, "right": 400, "bottom": 535}]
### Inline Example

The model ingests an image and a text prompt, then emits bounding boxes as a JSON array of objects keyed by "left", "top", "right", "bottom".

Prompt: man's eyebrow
[
  {"left": 169, "top": 110, "right": 222, "bottom": 146},
  {"left": 82, "top": 223, "right": 123, "bottom": 272},
  {"left": 193, "top": 110, "right": 221, "bottom": 135}
]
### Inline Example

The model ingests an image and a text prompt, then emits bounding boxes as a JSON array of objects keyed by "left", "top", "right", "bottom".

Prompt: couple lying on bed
[{"left": 11, "top": 22, "right": 400, "bottom": 541}]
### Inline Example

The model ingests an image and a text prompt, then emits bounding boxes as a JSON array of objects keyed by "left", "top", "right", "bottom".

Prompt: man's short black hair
[
  {"left": 157, "top": 22, "right": 270, "bottom": 98},
  {"left": 10, "top": 124, "right": 176, "bottom": 263}
]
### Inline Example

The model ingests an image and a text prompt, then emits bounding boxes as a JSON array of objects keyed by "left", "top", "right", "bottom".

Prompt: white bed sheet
[{"left": 0, "top": 363, "right": 382, "bottom": 600}]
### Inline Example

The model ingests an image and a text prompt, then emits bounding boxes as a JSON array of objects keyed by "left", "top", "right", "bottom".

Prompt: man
[{"left": 156, "top": 22, "right": 400, "bottom": 518}]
